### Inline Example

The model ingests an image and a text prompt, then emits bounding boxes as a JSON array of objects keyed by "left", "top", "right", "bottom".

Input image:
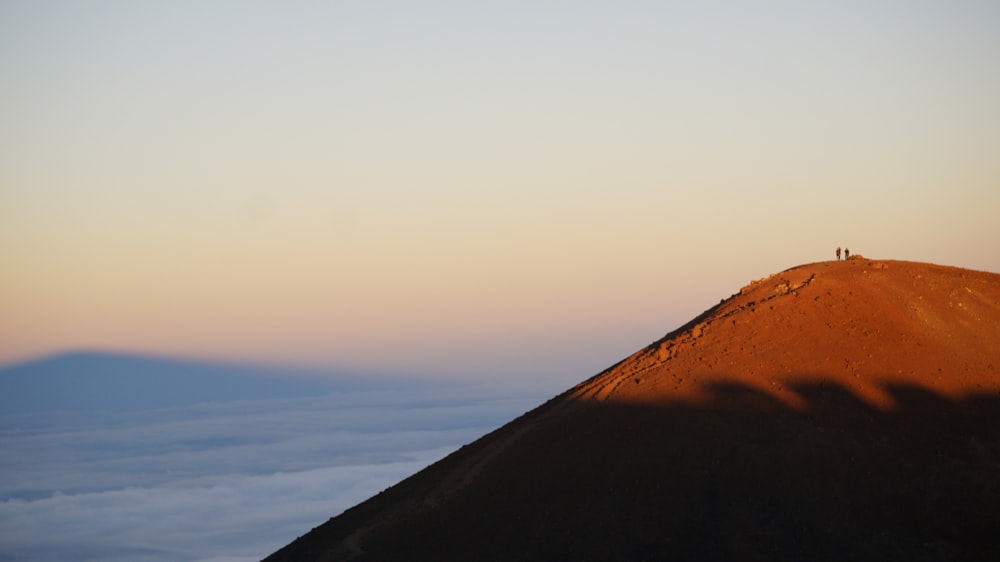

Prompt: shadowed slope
[{"left": 265, "top": 259, "right": 1000, "bottom": 561}]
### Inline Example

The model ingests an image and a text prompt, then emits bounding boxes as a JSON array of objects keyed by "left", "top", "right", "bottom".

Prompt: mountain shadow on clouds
[
  {"left": 265, "top": 380, "right": 1000, "bottom": 562},
  {"left": 0, "top": 352, "right": 401, "bottom": 414}
]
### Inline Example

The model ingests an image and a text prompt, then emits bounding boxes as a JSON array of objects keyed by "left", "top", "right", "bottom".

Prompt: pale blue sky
[{"left": 2, "top": 1, "right": 998, "bottom": 378}]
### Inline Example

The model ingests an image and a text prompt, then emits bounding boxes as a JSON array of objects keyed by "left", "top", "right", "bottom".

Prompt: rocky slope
[{"left": 265, "top": 258, "right": 1000, "bottom": 561}]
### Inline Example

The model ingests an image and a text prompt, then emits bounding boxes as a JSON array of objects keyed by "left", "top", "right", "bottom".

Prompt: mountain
[
  {"left": 265, "top": 258, "right": 1000, "bottom": 561},
  {"left": 0, "top": 352, "right": 399, "bottom": 414}
]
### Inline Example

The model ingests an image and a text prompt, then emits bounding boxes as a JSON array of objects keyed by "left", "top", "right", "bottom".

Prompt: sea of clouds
[{"left": 0, "top": 382, "right": 554, "bottom": 562}]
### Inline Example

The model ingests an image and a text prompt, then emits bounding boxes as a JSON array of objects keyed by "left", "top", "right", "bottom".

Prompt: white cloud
[
  {"left": 0, "top": 382, "right": 549, "bottom": 561},
  {"left": 1, "top": 454, "right": 449, "bottom": 562}
]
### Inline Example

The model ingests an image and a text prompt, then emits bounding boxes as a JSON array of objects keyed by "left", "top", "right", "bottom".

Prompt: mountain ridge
[{"left": 267, "top": 258, "right": 1000, "bottom": 561}]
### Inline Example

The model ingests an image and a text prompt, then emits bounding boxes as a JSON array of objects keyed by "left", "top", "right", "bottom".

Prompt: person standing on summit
[
  {"left": 836, "top": 247, "right": 842, "bottom": 260},
  {"left": 845, "top": 248, "right": 850, "bottom": 260}
]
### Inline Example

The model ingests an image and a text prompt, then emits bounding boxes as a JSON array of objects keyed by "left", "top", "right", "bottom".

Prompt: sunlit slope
[
  {"left": 572, "top": 258, "right": 1000, "bottom": 408},
  {"left": 266, "top": 259, "right": 1000, "bottom": 562}
]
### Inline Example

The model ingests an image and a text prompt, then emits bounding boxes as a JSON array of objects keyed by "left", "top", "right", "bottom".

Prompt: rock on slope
[{"left": 265, "top": 259, "right": 1000, "bottom": 561}]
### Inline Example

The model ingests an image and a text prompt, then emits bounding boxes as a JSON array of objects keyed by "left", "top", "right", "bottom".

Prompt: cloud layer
[{"left": 0, "top": 383, "right": 549, "bottom": 561}]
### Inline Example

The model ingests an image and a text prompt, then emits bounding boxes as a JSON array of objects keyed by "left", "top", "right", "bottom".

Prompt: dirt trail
[{"left": 568, "top": 267, "right": 819, "bottom": 404}]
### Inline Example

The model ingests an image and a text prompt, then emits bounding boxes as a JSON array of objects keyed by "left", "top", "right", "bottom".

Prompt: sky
[{"left": 2, "top": 0, "right": 999, "bottom": 380}]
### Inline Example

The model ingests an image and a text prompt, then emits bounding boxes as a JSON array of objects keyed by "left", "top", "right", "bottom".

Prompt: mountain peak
[
  {"left": 266, "top": 260, "right": 1000, "bottom": 561},
  {"left": 568, "top": 259, "right": 1000, "bottom": 410}
]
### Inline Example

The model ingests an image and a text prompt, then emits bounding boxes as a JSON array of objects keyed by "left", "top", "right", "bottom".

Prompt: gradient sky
[{"left": 2, "top": 1, "right": 998, "bottom": 380}]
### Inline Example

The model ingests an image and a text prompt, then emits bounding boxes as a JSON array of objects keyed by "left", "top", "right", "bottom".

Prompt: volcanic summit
[{"left": 266, "top": 258, "right": 1000, "bottom": 561}]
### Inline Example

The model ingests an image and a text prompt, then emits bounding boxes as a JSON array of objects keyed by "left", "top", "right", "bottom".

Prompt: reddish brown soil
[{"left": 265, "top": 259, "right": 1000, "bottom": 561}]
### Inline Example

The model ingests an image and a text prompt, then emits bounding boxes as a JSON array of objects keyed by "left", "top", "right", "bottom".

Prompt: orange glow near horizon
[{"left": 2, "top": 2, "right": 999, "bottom": 377}]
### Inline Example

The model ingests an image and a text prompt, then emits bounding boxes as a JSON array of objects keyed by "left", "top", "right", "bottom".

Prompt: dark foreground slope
[{"left": 266, "top": 259, "right": 1000, "bottom": 561}]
